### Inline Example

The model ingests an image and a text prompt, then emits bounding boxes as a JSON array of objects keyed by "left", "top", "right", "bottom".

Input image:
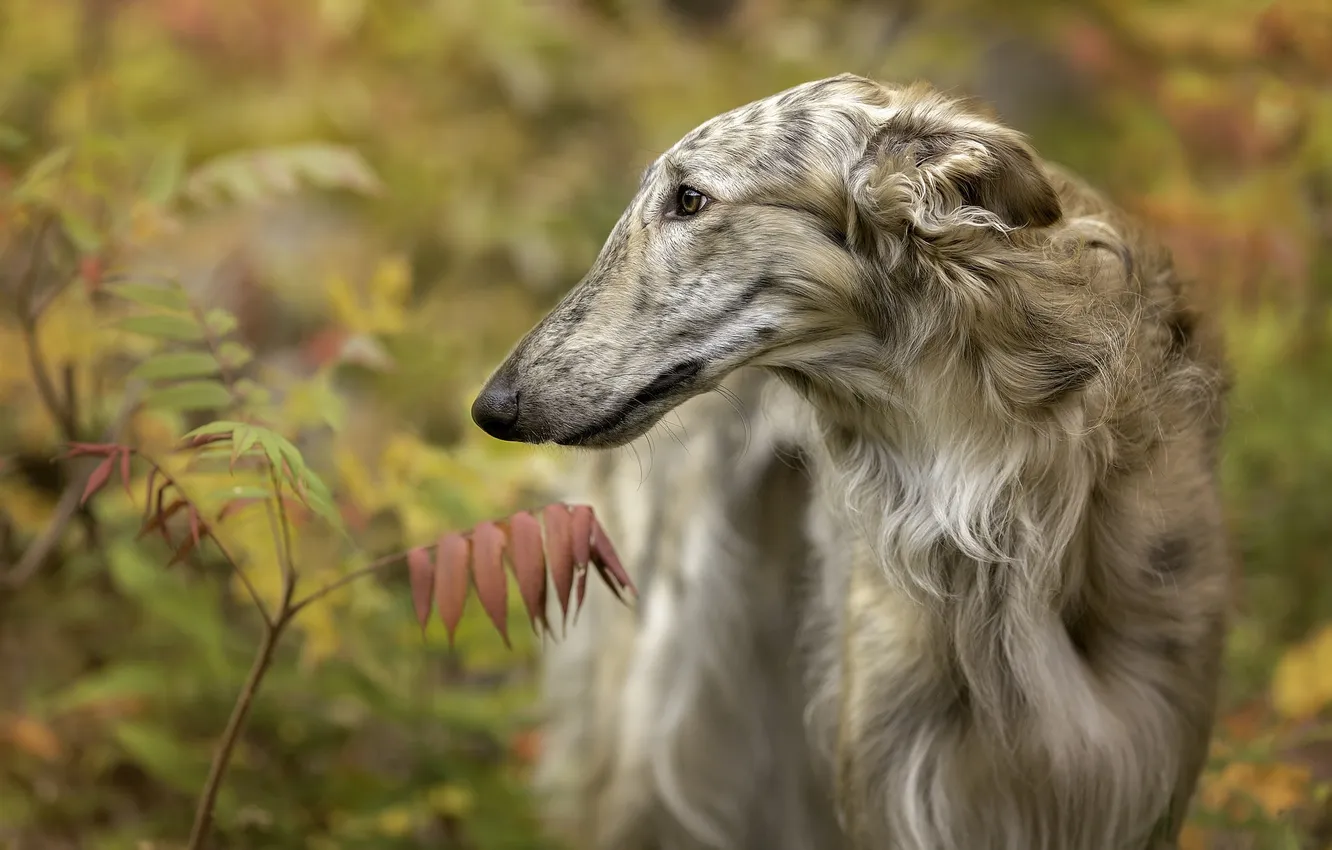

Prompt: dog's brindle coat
[{"left": 472, "top": 75, "right": 1233, "bottom": 850}]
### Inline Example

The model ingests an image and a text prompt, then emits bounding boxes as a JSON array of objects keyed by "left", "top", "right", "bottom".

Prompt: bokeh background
[{"left": 1, "top": 0, "right": 1330, "bottom": 848}]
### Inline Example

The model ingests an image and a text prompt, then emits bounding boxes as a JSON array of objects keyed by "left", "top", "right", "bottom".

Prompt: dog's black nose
[{"left": 471, "top": 378, "right": 521, "bottom": 441}]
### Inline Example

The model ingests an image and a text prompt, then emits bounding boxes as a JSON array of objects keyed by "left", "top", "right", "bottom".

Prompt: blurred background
[{"left": 0, "top": 0, "right": 1329, "bottom": 848}]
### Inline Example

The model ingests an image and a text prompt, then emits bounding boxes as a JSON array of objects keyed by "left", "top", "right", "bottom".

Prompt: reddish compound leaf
[
  {"left": 470, "top": 521, "right": 510, "bottom": 648},
  {"left": 80, "top": 456, "right": 116, "bottom": 506},
  {"left": 590, "top": 514, "right": 636, "bottom": 600},
  {"left": 507, "top": 511, "right": 549, "bottom": 636},
  {"left": 570, "top": 504, "right": 593, "bottom": 567},
  {"left": 541, "top": 503, "right": 575, "bottom": 630},
  {"left": 406, "top": 546, "right": 434, "bottom": 633},
  {"left": 117, "top": 448, "right": 133, "bottom": 497},
  {"left": 435, "top": 533, "right": 470, "bottom": 646}
]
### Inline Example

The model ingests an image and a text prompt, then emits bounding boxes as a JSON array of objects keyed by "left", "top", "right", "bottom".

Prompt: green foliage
[{"left": 0, "top": 0, "right": 1329, "bottom": 847}]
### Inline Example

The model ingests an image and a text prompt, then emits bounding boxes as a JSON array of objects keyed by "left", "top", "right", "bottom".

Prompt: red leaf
[
  {"left": 507, "top": 511, "right": 549, "bottom": 636},
  {"left": 407, "top": 546, "right": 434, "bottom": 633},
  {"left": 470, "top": 521, "right": 510, "bottom": 648},
  {"left": 139, "top": 497, "right": 188, "bottom": 544},
  {"left": 217, "top": 498, "right": 260, "bottom": 522},
  {"left": 589, "top": 514, "right": 635, "bottom": 600},
  {"left": 571, "top": 565, "right": 589, "bottom": 626},
  {"left": 118, "top": 448, "right": 133, "bottom": 497},
  {"left": 168, "top": 534, "right": 197, "bottom": 567},
  {"left": 541, "top": 504, "right": 575, "bottom": 631},
  {"left": 188, "top": 505, "right": 203, "bottom": 546},
  {"left": 279, "top": 495, "right": 311, "bottom": 527},
  {"left": 338, "top": 498, "right": 369, "bottom": 532},
  {"left": 570, "top": 504, "right": 593, "bottom": 567},
  {"left": 80, "top": 456, "right": 115, "bottom": 505},
  {"left": 64, "top": 442, "right": 117, "bottom": 458},
  {"left": 181, "top": 432, "right": 230, "bottom": 449},
  {"left": 435, "top": 533, "right": 470, "bottom": 646},
  {"left": 80, "top": 256, "right": 103, "bottom": 293},
  {"left": 302, "top": 326, "right": 349, "bottom": 370},
  {"left": 509, "top": 727, "right": 542, "bottom": 766}
]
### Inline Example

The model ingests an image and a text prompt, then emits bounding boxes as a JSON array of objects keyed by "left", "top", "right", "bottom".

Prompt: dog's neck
[{"left": 787, "top": 358, "right": 1115, "bottom": 738}]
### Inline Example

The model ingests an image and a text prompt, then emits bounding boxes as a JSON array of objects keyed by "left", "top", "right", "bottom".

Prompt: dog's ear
[{"left": 847, "top": 97, "right": 1062, "bottom": 251}]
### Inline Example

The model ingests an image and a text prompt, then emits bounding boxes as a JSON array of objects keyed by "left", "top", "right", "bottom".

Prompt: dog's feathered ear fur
[{"left": 847, "top": 90, "right": 1062, "bottom": 253}]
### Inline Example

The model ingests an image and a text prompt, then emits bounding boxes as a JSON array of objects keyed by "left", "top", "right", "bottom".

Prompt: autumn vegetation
[{"left": 0, "top": 0, "right": 1329, "bottom": 848}]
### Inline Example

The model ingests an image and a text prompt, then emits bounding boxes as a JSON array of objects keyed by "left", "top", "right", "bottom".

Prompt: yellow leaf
[
  {"left": 369, "top": 255, "right": 411, "bottom": 309},
  {"left": 217, "top": 506, "right": 287, "bottom": 613},
  {"left": 1177, "top": 824, "right": 1210, "bottom": 850},
  {"left": 374, "top": 805, "right": 415, "bottom": 837},
  {"left": 1, "top": 714, "right": 63, "bottom": 761},
  {"left": 1272, "top": 625, "right": 1332, "bottom": 720},
  {"left": 296, "top": 602, "right": 342, "bottom": 670},
  {"left": 1255, "top": 763, "right": 1312, "bottom": 818},
  {"left": 128, "top": 199, "right": 181, "bottom": 244},
  {"left": 35, "top": 287, "right": 101, "bottom": 373},
  {"left": 427, "top": 783, "right": 475, "bottom": 818},
  {"left": 0, "top": 480, "right": 59, "bottom": 537},
  {"left": 323, "top": 256, "right": 411, "bottom": 335},
  {"left": 280, "top": 370, "right": 347, "bottom": 432},
  {"left": 333, "top": 443, "right": 384, "bottom": 516},
  {"left": 1201, "top": 760, "right": 1312, "bottom": 821},
  {"left": 0, "top": 327, "right": 34, "bottom": 394},
  {"left": 325, "top": 274, "right": 367, "bottom": 333}
]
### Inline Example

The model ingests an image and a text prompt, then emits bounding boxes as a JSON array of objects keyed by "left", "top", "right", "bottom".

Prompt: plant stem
[
  {"left": 186, "top": 615, "right": 288, "bottom": 850},
  {"left": 185, "top": 457, "right": 302, "bottom": 848},
  {"left": 16, "top": 221, "right": 80, "bottom": 444},
  {"left": 268, "top": 466, "right": 297, "bottom": 599},
  {"left": 288, "top": 548, "right": 421, "bottom": 617}
]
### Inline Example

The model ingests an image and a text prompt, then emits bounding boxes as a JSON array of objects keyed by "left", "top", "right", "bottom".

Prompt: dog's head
[{"left": 472, "top": 74, "right": 1064, "bottom": 447}]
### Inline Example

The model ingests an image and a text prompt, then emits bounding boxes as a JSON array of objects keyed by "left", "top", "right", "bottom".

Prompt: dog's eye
[{"left": 674, "top": 186, "right": 710, "bottom": 217}]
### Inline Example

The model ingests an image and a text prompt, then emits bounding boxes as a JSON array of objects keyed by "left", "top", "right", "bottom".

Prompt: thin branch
[
  {"left": 185, "top": 616, "right": 285, "bottom": 850},
  {"left": 288, "top": 547, "right": 424, "bottom": 617},
  {"left": 0, "top": 387, "right": 138, "bottom": 587},
  {"left": 61, "top": 364, "right": 78, "bottom": 438}
]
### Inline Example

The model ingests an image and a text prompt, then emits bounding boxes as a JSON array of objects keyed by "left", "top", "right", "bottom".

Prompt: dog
[{"left": 471, "top": 74, "right": 1234, "bottom": 850}]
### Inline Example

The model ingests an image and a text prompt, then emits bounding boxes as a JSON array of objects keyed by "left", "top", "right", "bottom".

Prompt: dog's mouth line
[{"left": 556, "top": 359, "right": 705, "bottom": 446}]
